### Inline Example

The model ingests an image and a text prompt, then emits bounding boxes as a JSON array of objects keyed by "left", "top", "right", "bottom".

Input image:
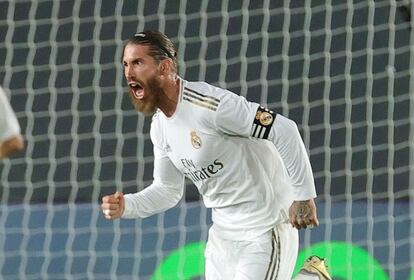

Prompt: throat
[
  {"left": 159, "top": 96, "right": 178, "bottom": 117},
  {"left": 159, "top": 78, "right": 181, "bottom": 118}
]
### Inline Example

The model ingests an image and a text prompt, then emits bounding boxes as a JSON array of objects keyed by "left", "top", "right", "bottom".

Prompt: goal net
[{"left": 0, "top": 0, "right": 413, "bottom": 279}]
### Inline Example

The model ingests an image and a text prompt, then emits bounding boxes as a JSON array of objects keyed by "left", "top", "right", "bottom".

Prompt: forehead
[{"left": 123, "top": 43, "right": 151, "bottom": 60}]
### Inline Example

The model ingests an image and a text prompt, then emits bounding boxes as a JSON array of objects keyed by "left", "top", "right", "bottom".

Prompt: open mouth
[{"left": 128, "top": 82, "right": 144, "bottom": 99}]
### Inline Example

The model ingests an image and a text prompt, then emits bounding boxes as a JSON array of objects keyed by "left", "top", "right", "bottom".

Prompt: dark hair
[{"left": 125, "top": 30, "right": 178, "bottom": 72}]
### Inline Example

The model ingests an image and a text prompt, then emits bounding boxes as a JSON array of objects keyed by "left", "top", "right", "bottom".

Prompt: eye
[{"left": 134, "top": 59, "right": 143, "bottom": 65}]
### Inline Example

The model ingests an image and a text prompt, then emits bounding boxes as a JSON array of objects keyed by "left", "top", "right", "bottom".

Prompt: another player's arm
[
  {"left": 0, "top": 134, "right": 24, "bottom": 159},
  {"left": 214, "top": 92, "right": 318, "bottom": 229},
  {"left": 0, "top": 88, "right": 24, "bottom": 159}
]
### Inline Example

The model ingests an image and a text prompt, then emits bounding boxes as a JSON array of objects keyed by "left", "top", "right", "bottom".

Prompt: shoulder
[
  {"left": 149, "top": 110, "right": 165, "bottom": 146},
  {"left": 184, "top": 81, "right": 220, "bottom": 97},
  {"left": 182, "top": 80, "right": 239, "bottom": 112},
  {"left": 149, "top": 110, "right": 164, "bottom": 135},
  {"left": 150, "top": 109, "right": 163, "bottom": 129}
]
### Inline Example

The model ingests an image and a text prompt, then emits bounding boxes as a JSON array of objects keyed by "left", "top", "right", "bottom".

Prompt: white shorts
[{"left": 205, "top": 223, "right": 298, "bottom": 280}]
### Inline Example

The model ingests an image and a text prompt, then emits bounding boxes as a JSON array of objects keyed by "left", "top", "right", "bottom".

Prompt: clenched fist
[{"left": 101, "top": 191, "right": 125, "bottom": 220}]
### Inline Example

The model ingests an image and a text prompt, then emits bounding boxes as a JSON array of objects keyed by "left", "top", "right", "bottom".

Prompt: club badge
[
  {"left": 190, "top": 131, "right": 202, "bottom": 149},
  {"left": 256, "top": 111, "right": 273, "bottom": 126}
]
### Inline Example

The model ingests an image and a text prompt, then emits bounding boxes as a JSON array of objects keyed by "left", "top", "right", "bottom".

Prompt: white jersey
[
  {"left": 0, "top": 86, "right": 21, "bottom": 142},
  {"left": 123, "top": 78, "right": 316, "bottom": 241}
]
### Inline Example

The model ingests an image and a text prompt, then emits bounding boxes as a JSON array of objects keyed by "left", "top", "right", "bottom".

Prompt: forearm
[
  {"left": 269, "top": 115, "right": 316, "bottom": 200},
  {"left": 0, "top": 135, "right": 24, "bottom": 159},
  {"left": 122, "top": 181, "right": 184, "bottom": 218}
]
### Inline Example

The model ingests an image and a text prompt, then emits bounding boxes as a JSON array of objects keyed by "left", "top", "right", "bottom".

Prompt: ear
[{"left": 159, "top": 59, "right": 172, "bottom": 75}]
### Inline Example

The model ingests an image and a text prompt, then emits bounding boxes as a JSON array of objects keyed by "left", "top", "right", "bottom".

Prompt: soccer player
[
  {"left": 0, "top": 86, "right": 24, "bottom": 159},
  {"left": 101, "top": 30, "right": 331, "bottom": 280}
]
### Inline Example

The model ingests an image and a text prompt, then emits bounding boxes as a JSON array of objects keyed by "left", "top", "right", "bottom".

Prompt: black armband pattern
[{"left": 250, "top": 106, "right": 277, "bottom": 139}]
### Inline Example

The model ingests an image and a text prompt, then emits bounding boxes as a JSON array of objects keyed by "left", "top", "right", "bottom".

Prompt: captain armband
[{"left": 250, "top": 106, "right": 277, "bottom": 139}]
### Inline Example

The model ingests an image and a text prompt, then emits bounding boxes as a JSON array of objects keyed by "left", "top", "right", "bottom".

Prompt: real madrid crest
[
  {"left": 259, "top": 111, "right": 273, "bottom": 126},
  {"left": 256, "top": 110, "right": 274, "bottom": 126},
  {"left": 190, "top": 131, "right": 202, "bottom": 149},
  {"left": 252, "top": 106, "right": 276, "bottom": 139}
]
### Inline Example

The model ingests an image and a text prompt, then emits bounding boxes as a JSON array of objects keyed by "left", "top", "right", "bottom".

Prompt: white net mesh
[{"left": 0, "top": 0, "right": 413, "bottom": 279}]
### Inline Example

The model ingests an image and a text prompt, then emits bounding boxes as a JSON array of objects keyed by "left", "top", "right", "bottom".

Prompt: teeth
[{"left": 128, "top": 80, "right": 142, "bottom": 86}]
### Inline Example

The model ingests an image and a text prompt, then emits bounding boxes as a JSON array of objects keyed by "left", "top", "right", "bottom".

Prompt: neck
[{"left": 158, "top": 75, "right": 180, "bottom": 117}]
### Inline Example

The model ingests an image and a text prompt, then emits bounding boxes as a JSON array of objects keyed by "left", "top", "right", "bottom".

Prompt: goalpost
[{"left": 0, "top": 0, "right": 413, "bottom": 279}]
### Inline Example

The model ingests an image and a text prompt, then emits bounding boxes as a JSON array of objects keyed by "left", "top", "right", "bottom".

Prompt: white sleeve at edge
[
  {"left": 268, "top": 114, "right": 317, "bottom": 201},
  {"left": 0, "top": 87, "right": 21, "bottom": 141}
]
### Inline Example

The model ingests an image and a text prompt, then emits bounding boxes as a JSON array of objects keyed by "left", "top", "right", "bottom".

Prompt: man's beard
[{"left": 127, "top": 75, "right": 163, "bottom": 116}]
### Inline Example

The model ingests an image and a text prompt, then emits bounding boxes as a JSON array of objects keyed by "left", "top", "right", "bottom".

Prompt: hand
[
  {"left": 101, "top": 191, "right": 125, "bottom": 220},
  {"left": 289, "top": 199, "right": 319, "bottom": 230},
  {"left": 0, "top": 135, "right": 24, "bottom": 159}
]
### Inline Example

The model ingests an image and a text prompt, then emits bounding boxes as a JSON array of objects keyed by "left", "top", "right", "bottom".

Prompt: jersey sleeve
[
  {"left": 122, "top": 117, "right": 185, "bottom": 219},
  {"left": 214, "top": 91, "right": 271, "bottom": 138},
  {"left": 214, "top": 91, "right": 316, "bottom": 201},
  {"left": 0, "top": 87, "right": 21, "bottom": 141},
  {"left": 268, "top": 115, "right": 317, "bottom": 200}
]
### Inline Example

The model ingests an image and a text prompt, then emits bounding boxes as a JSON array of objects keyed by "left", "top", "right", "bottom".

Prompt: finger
[
  {"left": 115, "top": 192, "right": 125, "bottom": 216},
  {"left": 289, "top": 210, "right": 298, "bottom": 227},
  {"left": 101, "top": 202, "right": 121, "bottom": 211},
  {"left": 289, "top": 215, "right": 299, "bottom": 229},
  {"left": 101, "top": 203, "right": 109, "bottom": 211},
  {"left": 114, "top": 191, "right": 123, "bottom": 199},
  {"left": 297, "top": 217, "right": 309, "bottom": 229},
  {"left": 306, "top": 214, "right": 320, "bottom": 227},
  {"left": 291, "top": 217, "right": 304, "bottom": 229},
  {"left": 290, "top": 211, "right": 305, "bottom": 229},
  {"left": 101, "top": 195, "right": 111, "bottom": 203},
  {"left": 103, "top": 209, "right": 113, "bottom": 220},
  {"left": 303, "top": 217, "right": 319, "bottom": 229},
  {"left": 313, "top": 216, "right": 320, "bottom": 227},
  {"left": 102, "top": 195, "right": 120, "bottom": 204},
  {"left": 101, "top": 202, "right": 123, "bottom": 220},
  {"left": 307, "top": 220, "right": 318, "bottom": 229},
  {"left": 102, "top": 208, "right": 122, "bottom": 220},
  {"left": 102, "top": 203, "right": 123, "bottom": 213}
]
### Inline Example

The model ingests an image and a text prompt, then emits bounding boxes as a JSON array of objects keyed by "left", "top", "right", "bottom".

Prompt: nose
[{"left": 124, "top": 65, "right": 134, "bottom": 79}]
